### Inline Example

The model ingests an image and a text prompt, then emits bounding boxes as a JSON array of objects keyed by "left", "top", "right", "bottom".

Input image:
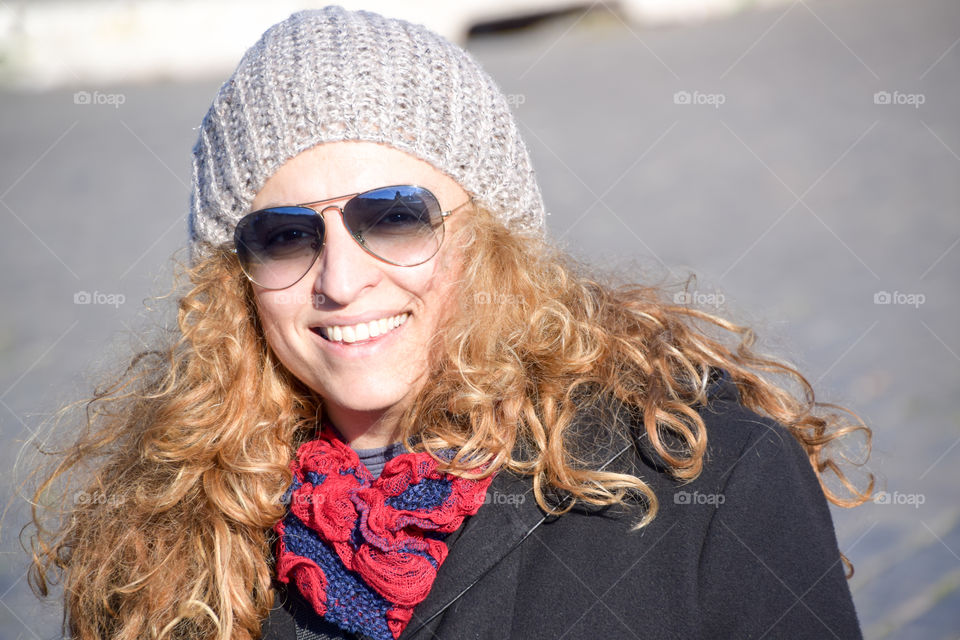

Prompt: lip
[
  {"left": 312, "top": 309, "right": 409, "bottom": 328},
  {"left": 309, "top": 313, "right": 408, "bottom": 358}
]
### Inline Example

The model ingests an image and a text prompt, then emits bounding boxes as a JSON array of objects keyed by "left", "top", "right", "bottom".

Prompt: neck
[{"left": 323, "top": 402, "right": 404, "bottom": 449}]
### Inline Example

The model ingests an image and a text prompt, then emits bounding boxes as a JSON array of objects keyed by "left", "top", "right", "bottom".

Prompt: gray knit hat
[{"left": 189, "top": 5, "right": 546, "bottom": 260}]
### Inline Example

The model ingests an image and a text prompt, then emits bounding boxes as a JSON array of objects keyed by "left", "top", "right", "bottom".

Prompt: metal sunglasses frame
[{"left": 233, "top": 184, "right": 472, "bottom": 289}]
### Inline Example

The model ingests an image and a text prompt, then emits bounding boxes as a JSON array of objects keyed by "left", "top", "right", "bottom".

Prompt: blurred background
[{"left": 1, "top": 0, "right": 957, "bottom": 638}]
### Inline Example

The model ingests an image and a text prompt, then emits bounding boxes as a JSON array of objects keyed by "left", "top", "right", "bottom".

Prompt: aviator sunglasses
[{"left": 234, "top": 185, "right": 470, "bottom": 290}]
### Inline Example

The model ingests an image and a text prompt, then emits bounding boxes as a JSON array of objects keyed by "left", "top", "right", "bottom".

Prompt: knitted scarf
[{"left": 274, "top": 426, "right": 494, "bottom": 640}]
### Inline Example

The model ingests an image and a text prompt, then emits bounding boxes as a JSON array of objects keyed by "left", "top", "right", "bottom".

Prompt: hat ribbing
[{"left": 189, "top": 6, "right": 545, "bottom": 260}]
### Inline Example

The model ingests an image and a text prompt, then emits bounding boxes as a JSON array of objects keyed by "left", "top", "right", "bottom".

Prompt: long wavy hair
[{"left": 22, "top": 204, "right": 873, "bottom": 640}]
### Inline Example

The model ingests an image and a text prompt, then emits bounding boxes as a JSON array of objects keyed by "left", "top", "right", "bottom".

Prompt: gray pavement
[{"left": 1, "top": 0, "right": 958, "bottom": 638}]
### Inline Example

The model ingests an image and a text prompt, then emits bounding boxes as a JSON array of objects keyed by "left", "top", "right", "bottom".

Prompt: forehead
[{"left": 249, "top": 141, "right": 468, "bottom": 211}]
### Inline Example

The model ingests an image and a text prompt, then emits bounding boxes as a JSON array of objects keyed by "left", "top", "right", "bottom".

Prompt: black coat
[{"left": 261, "top": 369, "right": 862, "bottom": 639}]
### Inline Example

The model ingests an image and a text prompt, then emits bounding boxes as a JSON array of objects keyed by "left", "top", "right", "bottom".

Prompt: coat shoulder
[{"left": 588, "top": 366, "right": 808, "bottom": 489}]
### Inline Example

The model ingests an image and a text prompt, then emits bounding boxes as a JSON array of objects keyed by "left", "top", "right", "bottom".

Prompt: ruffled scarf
[{"left": 274, "top": 426, "right": 494, "bottom": 640}]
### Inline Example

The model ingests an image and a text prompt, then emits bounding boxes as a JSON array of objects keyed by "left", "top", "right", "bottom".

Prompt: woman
[{"left": 26, "top": 7, "right": 873, "bottom": 640}]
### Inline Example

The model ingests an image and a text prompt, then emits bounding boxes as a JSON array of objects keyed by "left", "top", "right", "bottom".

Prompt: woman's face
[{"left": 248, "top": 141, "right": 468, "bottom": 432}]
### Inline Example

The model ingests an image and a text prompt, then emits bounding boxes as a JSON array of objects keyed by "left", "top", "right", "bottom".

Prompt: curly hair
[{"left": 21, "top": 205, "right": 873, "bottom": 640}]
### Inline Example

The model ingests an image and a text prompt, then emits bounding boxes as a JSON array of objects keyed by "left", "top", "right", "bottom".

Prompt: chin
[{"left": 321, "top": 386, "right": 410, "bottom": 414}]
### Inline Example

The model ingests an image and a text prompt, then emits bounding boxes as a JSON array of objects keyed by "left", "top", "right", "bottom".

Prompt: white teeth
[{"left": 319, "top": 312, "right": 409, "bottom": 343}]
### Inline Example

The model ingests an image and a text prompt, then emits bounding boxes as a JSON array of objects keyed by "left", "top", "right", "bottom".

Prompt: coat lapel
[
  {"left": 399, "top": 467, "right": 545, "bottom": 638},
  {"left": 400, "top": 431, "right": 636, "bottom": 639},
  {"left": 267, "top": 369, "right": 737, "bottom": 639},
  {"left": 399, "top": 369, "right": 732, "bottom": 638}
]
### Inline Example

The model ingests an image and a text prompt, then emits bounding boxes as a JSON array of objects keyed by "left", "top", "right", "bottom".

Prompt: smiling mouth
[{"left": 312, "top": 312, "right": 410, "bottom": 344}]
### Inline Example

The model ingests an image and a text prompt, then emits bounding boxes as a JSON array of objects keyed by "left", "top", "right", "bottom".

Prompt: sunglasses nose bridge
[
  {"left": 317, "top": 202, "right": 364, "bottom": 245},
  {"left": 316, "top": 203, "right": 345, "bottom": 220}
]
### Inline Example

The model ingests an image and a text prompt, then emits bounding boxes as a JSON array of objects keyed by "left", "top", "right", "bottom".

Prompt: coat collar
[
  {"left": 398, "top": 367, "right": 735, "bottom": 638},
  {"left": 399, "top": 418, "right": 635, "bottom": 639},
  {"left": 398, "top": 465, "right": 547, "bottom": 639}
]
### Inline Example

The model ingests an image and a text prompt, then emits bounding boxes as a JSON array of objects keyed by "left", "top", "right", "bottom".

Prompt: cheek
[
  {"left": 252, "top": 295, "right": 275, "bottom": 331},
  {"left": 433, "top": 245, "right": 464, "bottom": 306},
  {"left": 403, "top": 255, "right": 461, "bottom": 316},
  {"left": 253, "top": 296, "right": 297, "bottom": 351}
]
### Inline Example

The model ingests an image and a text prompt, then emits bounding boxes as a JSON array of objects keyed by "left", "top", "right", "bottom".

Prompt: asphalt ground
[{"left": 1, "top": 1, "right": 957, "bottom": 638}]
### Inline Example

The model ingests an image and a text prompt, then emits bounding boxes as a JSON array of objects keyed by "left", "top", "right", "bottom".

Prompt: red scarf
[{"left": 274, "top": 426, "right": 494, "bottom": 640}]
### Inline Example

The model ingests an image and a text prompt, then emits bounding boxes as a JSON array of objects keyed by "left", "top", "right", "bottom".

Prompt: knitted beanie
[{"left": 189, "top": 5, "right": 546, "bottom": 261}]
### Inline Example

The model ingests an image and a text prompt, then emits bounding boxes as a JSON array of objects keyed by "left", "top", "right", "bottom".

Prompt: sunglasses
[{"left": 234, "top": 185, "right": 469, "bottom": 290}]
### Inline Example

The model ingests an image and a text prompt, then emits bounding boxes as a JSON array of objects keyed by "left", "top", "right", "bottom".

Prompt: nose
[{"left": 309, "top": 206, "right": 383, "bottom": 305}]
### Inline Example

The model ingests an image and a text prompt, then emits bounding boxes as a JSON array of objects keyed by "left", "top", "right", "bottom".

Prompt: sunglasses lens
[
  {"left": 234, "top": 207, "right": 322, "bottom": 289},
  {"left": 233, "top": 187, "right": 450, "bottom": 288},
  {"left": 343, "top": 186, "right": 445, "bottom": 266}
]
